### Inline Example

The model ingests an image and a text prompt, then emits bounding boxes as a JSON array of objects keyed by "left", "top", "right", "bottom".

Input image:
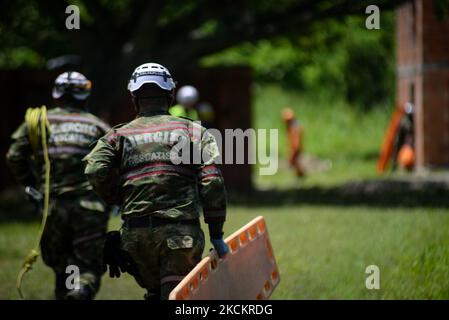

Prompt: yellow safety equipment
[
  {"left": 16, "top": 106, "right": 51, "bottom": 299},
  {"left": 169, "top": 104, "right": 199, "bottom": 120}
]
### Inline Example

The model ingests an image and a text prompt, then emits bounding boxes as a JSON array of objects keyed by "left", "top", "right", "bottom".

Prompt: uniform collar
[
  {"left": 55, "top": 105, "right": 85, "bottom": 113},
  {"left": 137, "top": 109, "right": 169, "bottom": 117}
]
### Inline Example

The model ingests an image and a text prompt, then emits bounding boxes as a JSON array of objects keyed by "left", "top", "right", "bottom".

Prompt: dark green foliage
[
  {"left": 435, "top": 0, "right": 449, "bottom": 20},
  {"left": 0, "top": 0, "right": 406, "bottom": 108},
  {"left": 203, "top": 14, "right": 396, "bottom": 110},
  {"left": 343, "top": 14, "right": 395, "bottom": 110}
]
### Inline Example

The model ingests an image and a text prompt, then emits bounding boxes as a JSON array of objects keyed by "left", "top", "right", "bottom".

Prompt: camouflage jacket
[
  {"left": 83, "top": 109, "right": 227, "bottom": 225},
  {"left": 6, "top": 106, "right": 111, "bottom": 195}
]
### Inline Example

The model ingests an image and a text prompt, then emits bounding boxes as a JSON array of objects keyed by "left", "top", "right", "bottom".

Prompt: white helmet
[
  {"left": 52, "top": 71, "right": 92, "bottom": 100},
  {"left": 127, "top": 63, "right": 176, "bottom": 94},
  {"left": 176, "top": 85, "right": 199, "bottom": 107},
  {"left": 404, "top": 102, "right": 414, "bottom": 114}
]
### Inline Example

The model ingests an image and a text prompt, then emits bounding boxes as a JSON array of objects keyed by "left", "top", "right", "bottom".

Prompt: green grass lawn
[{"left": 1, "top": 205, "right": 448, "bottom": 300}]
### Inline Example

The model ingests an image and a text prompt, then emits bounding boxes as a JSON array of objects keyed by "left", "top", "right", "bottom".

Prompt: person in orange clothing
[
  {"left": 282, "top": 108, "right": 305, "bottom": 177},
  {"left": 393, "top": 103, "right": 415, "bottom": 171},
  {"left": 377, "top": 102, "right": 415, "bottom": 173}
]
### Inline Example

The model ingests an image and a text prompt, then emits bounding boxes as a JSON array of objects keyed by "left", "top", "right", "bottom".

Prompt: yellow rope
[{"left": 16, "top": 106, "right": 51, "bottom": 299}]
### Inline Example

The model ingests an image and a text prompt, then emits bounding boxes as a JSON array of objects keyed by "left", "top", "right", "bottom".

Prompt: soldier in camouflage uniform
[
  {"left": 84, "top": 63, "right": 229, "bottom": 300},
  {"left": 6, "top": 71, "right": 110, "bottom": 300}
]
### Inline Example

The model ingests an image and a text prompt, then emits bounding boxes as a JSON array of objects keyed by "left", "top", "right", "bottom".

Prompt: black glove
[{"left": 103, "top": 231, "right": 139, "bottom": 278}]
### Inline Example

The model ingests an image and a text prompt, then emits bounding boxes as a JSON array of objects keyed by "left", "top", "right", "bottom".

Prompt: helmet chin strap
[
  {"left": 132, "top": 96, "right": 140, "bottom": 113},
  {"left": 168, "top": 90, "right": 175, "bottom": 107}
]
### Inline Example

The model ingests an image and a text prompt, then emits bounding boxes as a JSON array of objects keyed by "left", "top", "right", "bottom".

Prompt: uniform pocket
[
  {"left": 79, "top": 199, "right": 106, "bottom": 213},
  {"left": 166, "top": 235, "right": 194, "bottom": 250}
]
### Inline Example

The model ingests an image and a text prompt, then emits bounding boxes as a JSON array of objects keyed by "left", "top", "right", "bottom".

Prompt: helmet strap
[
  {"left": 132, "top": 96, "right": 140, "bottom": 113},
  {"left": 167, "top": 90, "right": 175, "bottom": 107}
]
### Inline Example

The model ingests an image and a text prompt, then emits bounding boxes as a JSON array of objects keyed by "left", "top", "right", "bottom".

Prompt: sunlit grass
[{"left": 1, "top": 206, "right": 448, "bottom": 300}]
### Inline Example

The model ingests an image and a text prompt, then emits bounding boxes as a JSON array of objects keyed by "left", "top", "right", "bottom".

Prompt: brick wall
[{"left": 396, "top": 0, "right": 449, "bottom": 169}]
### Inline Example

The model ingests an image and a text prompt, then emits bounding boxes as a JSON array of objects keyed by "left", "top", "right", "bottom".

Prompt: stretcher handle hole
[
  {"left": 199, "top": 267, "right": 208, "bottom": 281},
  {"left": 271, "top": 270, "right": 279, "bottom": 282},
  {"left": 182, "top": 286, "right": 189, "bottom": 299},
  {"left": 210, "top": 258, "right": 218, "bottom": 270},
  {"left": 229, "top": 238, "right": 239, "bottom": 252},
  {"left": 257, "top": 220, "right": 266, "bottom": 234},
  {"left": 189, "top": 277, "right": 199, "bottom": 292},
  {"left": 239, "top": 232, "right": 248, "bottom": 246},
  {"left": 248, "top": 226, "right": 257, "bottom": 240},
  {"left": 264, "top": 280, "right": 272, "bottom": 292}
]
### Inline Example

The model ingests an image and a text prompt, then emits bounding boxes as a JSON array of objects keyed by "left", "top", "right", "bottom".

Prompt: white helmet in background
[
  {"left": 127, "top": 63, "right": 176, "bottom": 95},
  {"left": 404, "top": 102, "right": 414, "bottom": 114},
  {"left": 52, "top": 71, "right": 92, "bottom": 100},
  {"left": 176, "top": 85, "right": 199, "bottom": 107}
]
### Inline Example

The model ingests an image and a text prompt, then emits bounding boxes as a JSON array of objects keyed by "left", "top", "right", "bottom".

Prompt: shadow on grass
[
  {"left": 1, "top": 177, "right": 448, "bottom": 223},
  {"left": 230, "top": 178, "right": 449, "bottom": 208},
  {"left": 0, "top": 187, "right": 42, "bottom": 223}
]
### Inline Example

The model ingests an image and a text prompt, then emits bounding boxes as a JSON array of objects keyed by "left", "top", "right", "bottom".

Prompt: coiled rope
[{"left": 16, "top": 106, "right": 51, "bottom": 299}]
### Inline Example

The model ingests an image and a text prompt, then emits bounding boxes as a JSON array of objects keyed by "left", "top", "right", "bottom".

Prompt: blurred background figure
[
  {"left": 170, "top": 85, "right": 200, "bottom": 120},
  {"left": 282, "top": 108, "right": 305, "bottom": 177},
  {"left": 378, "top": 102, "right": 415, "bottom": 173},
  {"left": 393, "top": 103, "right": 415, "bottom": 171},
  {"left": 170, "top": 85, "right": 216, "bottom": 128}
]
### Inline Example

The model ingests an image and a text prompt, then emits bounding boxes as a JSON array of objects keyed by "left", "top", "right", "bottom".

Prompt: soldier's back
[
  {"left": 46, "top": 107, "right": 110, "bottom": 194},
  {"left": 110, "top": 114, "right": 203, "bottom": 220}
]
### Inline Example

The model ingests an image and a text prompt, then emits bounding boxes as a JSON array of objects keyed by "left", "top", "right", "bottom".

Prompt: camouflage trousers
[
  {"left": 40, "top": 191, "right": 108, "bottom": 299},
  {"left": 121, "top": 222, "right": 205, "bottom": 300}
]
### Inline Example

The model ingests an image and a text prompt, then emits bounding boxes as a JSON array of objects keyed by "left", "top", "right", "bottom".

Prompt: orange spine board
[{"left": 169, "top": 216, "right": 280, "bottom": 300}]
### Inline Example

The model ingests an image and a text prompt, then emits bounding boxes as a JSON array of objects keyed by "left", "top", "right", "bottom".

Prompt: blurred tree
[
  {"left": 343, "top": 14, "right": 396, "bottom": 110},
  {"left": 0, "top": 0, "right": 408, "bottom": 110},
  {"left": 203, "top": 14, "right": 396, "bottom": 109}
]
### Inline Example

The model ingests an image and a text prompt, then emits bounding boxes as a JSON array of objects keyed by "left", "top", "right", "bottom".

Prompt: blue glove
[{"left": 210, "top": 238, "right": 229, "bottom": 258}]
